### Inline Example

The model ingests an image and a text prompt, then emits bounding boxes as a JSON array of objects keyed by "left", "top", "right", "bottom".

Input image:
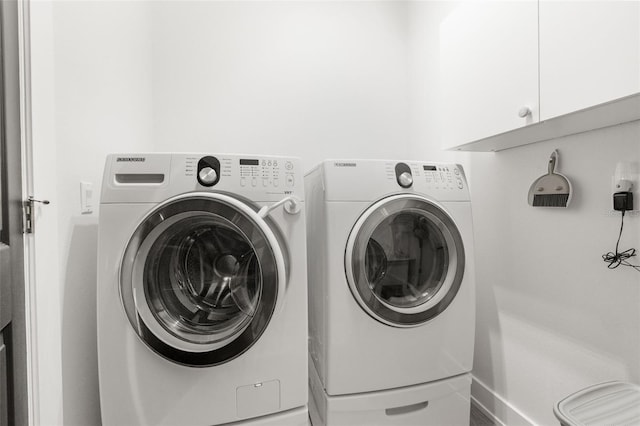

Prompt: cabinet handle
[{"left": 518, "top": 106, "right": 531, "bottom": 118}]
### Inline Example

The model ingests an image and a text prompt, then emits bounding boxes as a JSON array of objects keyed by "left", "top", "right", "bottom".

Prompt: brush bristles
[{"left": 532, "top": 193, "right": 569, "bottom": 207}]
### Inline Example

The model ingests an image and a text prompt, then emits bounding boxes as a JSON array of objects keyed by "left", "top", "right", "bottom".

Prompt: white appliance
[
  {"left": 97, "top": 153, "right": 309, "bottom": 426},
  {"left": 304, "top": 160, "right": 476, "bottom": 426}
]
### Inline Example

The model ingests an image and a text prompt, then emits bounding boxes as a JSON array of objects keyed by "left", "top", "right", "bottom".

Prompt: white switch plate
[{"left": 80, "top": 181, "right": 93, "bottom": 214}]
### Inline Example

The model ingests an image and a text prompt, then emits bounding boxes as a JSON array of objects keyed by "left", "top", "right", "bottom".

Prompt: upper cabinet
[
  {"left": 539, "top": 1, "right": 640, "bottom": 120},
  {"left": 440, "top": 1, "right": 539, "bottom": 150},
  {"left": 440, "top": 1, "right": 640, "bottom": 151}
]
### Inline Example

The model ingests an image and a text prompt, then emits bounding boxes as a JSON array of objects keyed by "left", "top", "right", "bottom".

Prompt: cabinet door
[
  {"left": 440, "top": 1, "right": 539, "bottom": 149},
  {"left": 540, "top": 1, "right": 640, "bottom": 120}
]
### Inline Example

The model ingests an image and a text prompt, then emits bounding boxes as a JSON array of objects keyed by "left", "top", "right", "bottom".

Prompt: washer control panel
[
  {"left": 183, "top": 154, "right": 299, "bottom": 193},
  {"left": 103, "top": 153, "right": 302, "bottom": 203},
  {"left": 236, "top": 157, "right": 296, "bottom": 190}
]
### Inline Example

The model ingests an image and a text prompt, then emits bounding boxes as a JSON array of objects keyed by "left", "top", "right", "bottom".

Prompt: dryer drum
[
  {"left": 346, "top": 194, "right": 465, "bottom": 327},
  {"left": 365, "top": 213, "right": 447, "bottom": 308}
]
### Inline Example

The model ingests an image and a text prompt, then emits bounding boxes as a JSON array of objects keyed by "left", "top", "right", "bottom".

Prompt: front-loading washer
[
  {"left": 97, "top": 153, "right": 308, "bottom": 426},
  {"left": 304, "top": 159, "right": 476, "bottom": 426}
]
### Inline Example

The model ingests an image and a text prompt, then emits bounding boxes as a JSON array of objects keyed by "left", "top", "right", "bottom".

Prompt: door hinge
[{"left": 23, "top": 197, "right": 50, "bottom": 234}]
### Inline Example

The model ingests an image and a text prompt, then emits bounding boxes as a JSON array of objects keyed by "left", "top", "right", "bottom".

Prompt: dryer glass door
[
  {"left": 120, "top": 193, "right": 286, "bottom": 366},
  {"left": 346, "top": 194, "right": 465, "bottom": 327}
]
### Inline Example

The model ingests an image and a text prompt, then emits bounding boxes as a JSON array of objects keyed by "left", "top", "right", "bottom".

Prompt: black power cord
[{"left": 602, "top": 211, "right": 640, "bottom": 272}]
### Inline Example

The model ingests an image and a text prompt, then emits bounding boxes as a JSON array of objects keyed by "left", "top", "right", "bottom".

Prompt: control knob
[
  {"left": 198, "top": 167, "right": 218, "bottom": 186},
  {"left": 398, "top": 171, "right": 413, "bottom": 188}
]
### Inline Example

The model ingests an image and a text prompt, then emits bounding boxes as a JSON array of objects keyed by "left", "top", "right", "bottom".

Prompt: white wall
[
  {"left": 470, "top": 123, "right": 640, "bottom": 426},
  {"left": 51, "top": 2, "right": 155, "bottom": 425},
  {"left": 31, "top": 1, "right": 411, "bottom": 424},
  {"left": 149, "top": 1, "right": 410, "bottom": 170},
  {"left": 410, "top": 3, "right": 640, "bottom": 425}
]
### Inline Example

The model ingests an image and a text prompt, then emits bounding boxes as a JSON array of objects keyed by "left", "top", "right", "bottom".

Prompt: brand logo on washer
[
  {"left": 334, "top": 162, "right": 357, "bottom": 167},
  {"left": 116, "top": 157, "right": 146, "bottom": 162}
]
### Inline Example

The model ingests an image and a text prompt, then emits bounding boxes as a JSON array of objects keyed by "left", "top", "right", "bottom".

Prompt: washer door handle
[{"left": 258, "top": 196, "right": 301, "bottom": 218}]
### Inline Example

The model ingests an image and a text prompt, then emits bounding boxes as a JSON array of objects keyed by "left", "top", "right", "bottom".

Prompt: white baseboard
[{"left": 471, "top": 376, "right": 537, "bottom": 426}]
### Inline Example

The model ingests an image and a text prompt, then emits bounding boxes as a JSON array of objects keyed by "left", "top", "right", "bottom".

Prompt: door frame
[
  {"left": 1, "top": 0, "right": 35, "bottom": 424},
  {"left": 8, "top": 0, "right": 38, "bottom": 424}
]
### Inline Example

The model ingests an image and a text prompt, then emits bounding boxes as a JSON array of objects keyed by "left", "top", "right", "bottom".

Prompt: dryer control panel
[
  {"left": 384, "top": 162, "right": 467, "bottom": 193},
  {"left": 318, "top": 159, "right": 470, "bottom": 202},
  {"left": 389, "top": 162, "right": 465, "bottom": 191},
  {"left": 419, "top": 164, "right": 466, "bottom": 191}
]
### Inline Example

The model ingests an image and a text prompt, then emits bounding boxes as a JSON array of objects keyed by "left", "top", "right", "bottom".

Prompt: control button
[
  {"left": 240, "top": 177, "right": 246, "bottom": 187},
  {"left": 268, "top": 161, "right": 272, "bottom": 166},
  {"left": 454, "top": 168, "right": 460, "bottom": 176},
  {"left": 274, "top": 161, "right": 278, "bottom": 167},
  {"left": 457, "top": 179, "right": 463, "bottom": 189},
  {"left": 285, "top": 161, "right": 293, "bottom": 170},
  {"left": 198, "top": 167, "right": 218, "bottom": 186},
  {"left": 273, "top": 179, "right": 279, "bottom": 187},
  {"left": 251, "top": 177, "right": 257, "bottom": 187},
  {"left": 398, "top": 172, "right": 413, "bottom": 188},
  {"left": 286, "top": 174, "right": 294, "bottom": 187}
]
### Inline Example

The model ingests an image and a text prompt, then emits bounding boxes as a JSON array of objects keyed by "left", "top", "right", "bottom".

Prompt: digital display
[
  {"left": 240, "top": 159, "right": 260, "bottom": 166},
  {"left": 423, "top": 165, "right": 437, "bottom": 171}
]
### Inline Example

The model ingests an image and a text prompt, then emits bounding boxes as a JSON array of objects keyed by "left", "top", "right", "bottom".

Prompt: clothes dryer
[
  {"left": 305, "top": 160, "right": 476, "bottom": 426},
  {"left": 97, "top": 153, "right": 308, "bottom": 426}
]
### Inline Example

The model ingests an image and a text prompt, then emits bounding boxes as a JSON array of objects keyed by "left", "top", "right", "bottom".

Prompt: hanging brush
[{"left": 528, "top": 150, "right": 572, "bottom": 207}]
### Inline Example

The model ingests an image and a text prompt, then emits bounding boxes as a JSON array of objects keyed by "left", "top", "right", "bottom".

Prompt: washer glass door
[
  {"left": 346, "top": 194, "right": 465, "bottom": 327},
  {"left": 120, "top": 193, "right": 285, "bottom": 366}
]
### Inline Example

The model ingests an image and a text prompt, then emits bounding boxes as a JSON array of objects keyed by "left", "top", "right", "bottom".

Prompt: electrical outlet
[
  {"left": 80, "top": 181, "right": 93, "bottom": 214},
  {"left": 613, "top": 162, "right": 637, "bottom": 192}
]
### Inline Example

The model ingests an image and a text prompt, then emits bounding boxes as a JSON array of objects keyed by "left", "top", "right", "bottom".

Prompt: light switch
[{"left": 80, "top": 181, "right": 93, "bottom": 214}]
